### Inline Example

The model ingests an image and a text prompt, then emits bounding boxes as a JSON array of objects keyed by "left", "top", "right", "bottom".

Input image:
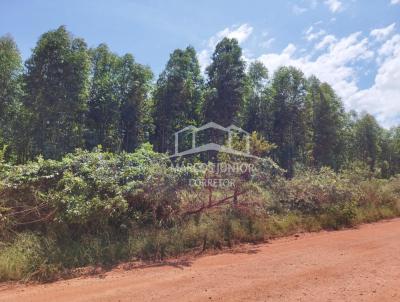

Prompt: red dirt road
[{"left": 1, "top": 218, "right": 400, "bottom": 302}]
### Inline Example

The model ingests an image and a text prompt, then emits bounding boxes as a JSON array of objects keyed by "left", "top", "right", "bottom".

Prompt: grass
[{"left": 1, "top": 201, "right": 399, "bottom": 282}]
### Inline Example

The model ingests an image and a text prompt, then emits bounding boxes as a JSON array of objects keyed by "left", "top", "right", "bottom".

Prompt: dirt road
[{"left": 1, "top": 219, "right": 400, "bottom": 302}]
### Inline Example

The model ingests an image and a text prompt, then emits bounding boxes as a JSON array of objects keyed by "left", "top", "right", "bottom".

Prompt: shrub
[
  {"left": 0, "top": 144, "right": 201, "bottom": 238},
  {"left": 270, "top": 167, "right": 356, "bottom": 214},
  {"left": 1, "top": 146, "right": 400, "bottom": 282}
]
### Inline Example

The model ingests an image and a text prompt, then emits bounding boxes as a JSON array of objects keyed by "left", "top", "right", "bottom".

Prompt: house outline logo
[{"left": 170, "top": 122, "right": 259, "bottom": 159}]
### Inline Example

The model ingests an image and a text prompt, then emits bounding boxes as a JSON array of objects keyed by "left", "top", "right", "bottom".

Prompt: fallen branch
[{"left": 183, "top": 190, "right": 247, "bottom": 216}]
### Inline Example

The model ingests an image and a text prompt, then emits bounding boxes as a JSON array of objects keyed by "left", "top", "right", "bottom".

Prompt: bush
[
  {"left": 1, "top": 147, "right": 400, "bottom": 282},
  {"left": 269, "top": 167, "right": 356, "bottom": 214},
  {"left": 0, "top": 144, "right": 201, "bottom": 237},
  {"left": 320, "top": 200, "right": 358, "bottom": 229}
]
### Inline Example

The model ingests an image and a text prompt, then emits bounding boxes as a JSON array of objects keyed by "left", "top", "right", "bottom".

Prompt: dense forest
[{"left": 1, "top": 26, "right": 399, "bottom": 177}]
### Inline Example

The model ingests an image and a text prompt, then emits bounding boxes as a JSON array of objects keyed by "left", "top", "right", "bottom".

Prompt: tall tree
[
  {"left": 153, "top": 46, "right": 203, "bottom": 152},
  {"left": 378, "top": 128, "right": 396, "bottom": 178},
  {"left": 86, "top": 44, "right": 121, "bottom": 151},
  {"left": 308, "top": 77, "right": 345, "bottom": 170},
  {"left": 118, "top": 54, "right": 153, "bottom": 152},
  {"left": 0, "top": 35, "right": 21, "bottom": 126},
  {"left": 243, "top": 61, "right": 269, "bottom": 133},
  {"left": 376, "top": 126, "right": 400, "bottom": 178},
  {"left": 86, "top": 45, "right": 153, "bottom": 153},
  {"left": 24, "top": 26, "right": 90, "bottom": 159},
  {"left": 353, "top": 113, "right": 381, "bottom": 171},
  {"left": 0, "top": 35, "right": 32, "bottom": 162},
  {"left": 202, "top": 38, "right": 246, "bottom": 127},
  {"left": 388, "top": 127, "right": 400, "bottom": 176},
  {"left": 269, "top": 66, "right": 307, "bottom": 177}
]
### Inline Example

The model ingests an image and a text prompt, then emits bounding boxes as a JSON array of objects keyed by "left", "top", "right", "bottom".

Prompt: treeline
[{"left": 1, "top": 26, "right": 400, "bottom": 176}]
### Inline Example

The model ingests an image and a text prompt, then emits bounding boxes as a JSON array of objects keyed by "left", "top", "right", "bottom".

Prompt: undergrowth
[{"left": 1, "top": 147, "right": 400, "bottom": 282}]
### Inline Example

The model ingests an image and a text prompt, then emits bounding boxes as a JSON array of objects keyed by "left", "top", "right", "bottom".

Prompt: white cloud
[
  {"left": 292, "top": 4, "right": 308, "bottom": 15},
  {"left": 260, "top": 38, "right": 275, "bottom": 49},
  {"left": 283, "top": 44, "right": 297, "bottom": 56},
  {"left": 305, "top": 26, "right": 327, "bottom": 41},
  {"left": 379, "top": 34, "right": 400, "bottom": 57},
  {"left": 198, "top": 24, "right": 253, "bottom": 72},
  {"left": 324, "top": 0, "right": 343, "bottom": 12},
  {"left": 349, "top": 35, "right": 400, "bottom": 127},
  {"left": 257, "top": 30, "right": 400, "bottom": 127},
  {"left": 391, "top": 0, "right": 400, "bottom": 5},
  {"left": 316, "top": 34, "right": 337, "bottom": 49},
  {"left": 292, "top": 0, "right": 320, "bottom": 14},
  {"left": 370, "top": 23, "right": 396, "bottom": 41},
  {"left": 258, "top": 32, "right": 373, "bottom": 105},
  {"left": 197, "top": 49, "right": 211, "bottom": 73},
  {"left": 208, "top": 24, "right": 253, "bottom": 49},
  {"left": 292, "top": 0, "right": 344, "bottom": 15},
  {"left": 199, "top": 24, "right": 400, "bottom": 127}
]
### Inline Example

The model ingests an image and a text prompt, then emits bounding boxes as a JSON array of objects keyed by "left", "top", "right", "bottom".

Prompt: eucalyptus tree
[
  {"left": 86, "top": 44, "right": 121, "bottom": 151},
  {"left": 202, "top": 38, "right": 247, "bottom": 127},
  {"left": 118, "top": 54, "right": 153, "bottom": 152},
  {"left": 308, "top": 77, "right": 346, "bottom": 170},
  {"left": 24, "top": 26, "right": 90, "bottom": 159},
  {"left": 153, "top": 46, "right": 203, "bottom": 152},
  {"left": 353, "top": 113, "right": 382, "bottom": 171},
  {"left": 0, "top": 35, "right": 24, "bottom": 160},
  {"left": 243, "top": 61, "right": 269, "bottom": 133},
  {"left": 269, "top": 66, "right": 308, "bottom": 177}
]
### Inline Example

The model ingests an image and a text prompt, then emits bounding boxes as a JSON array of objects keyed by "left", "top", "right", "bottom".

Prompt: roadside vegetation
[{"left": 0, "top": 144, "right": 399, "bottom": 281}]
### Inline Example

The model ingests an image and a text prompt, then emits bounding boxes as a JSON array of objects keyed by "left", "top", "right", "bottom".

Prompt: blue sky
[{"left": 1, "top": 0, "right": 400, "bottom": 127}]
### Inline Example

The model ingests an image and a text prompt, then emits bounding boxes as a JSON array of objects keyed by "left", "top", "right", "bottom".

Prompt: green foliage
[
  {"left": 270, "top": 167, "right": 356, "bottom": 214},
  {"left": 322, "top": 200, "right": 358, "bottom": 229},
  {"left": 203, "top": 38, "right": 247, "bottom": 126},
  {"left": 308, "top": 78, "right": 346, "bottom": 170},
  {"left": 1, "top": 27, "right": 400, "bottom": 177},
  {"left": 119, "top": 55, "right": 153, "bottom": 152},
  {"left": 243, "top": 61, "right": 269, "bottom": 132},
  {"left": 153, "top": 46, "right": 203, "bottom": 152},
  {"left": 0, "top": 232, "right": 54, "bottom": 281},
  {"left": 0, "top": 35, "right": 22, "bottom": 122},
  {"left": 269, "top": 66, "right": 308, "bottom": 177},
  {"left": 86, "top": 44, "right": 122, "bottom": 151},
  {"left": 353, "top": 113, "right": 381, "bottom": 171},
  {"left": 269, "top": 165, "right": 400, "bottom": 228},
  {"left": 0, "top": 35, "right": 25, "bottom": 162},
  {"left": 0, "top": 143, "right": 200, "bottom": 236},
  {"left": 24, "top": 26, "right": 91, "bottom": 159},
  {"left": 0, "top": 145, "right": 399, "bottom": 281}
]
